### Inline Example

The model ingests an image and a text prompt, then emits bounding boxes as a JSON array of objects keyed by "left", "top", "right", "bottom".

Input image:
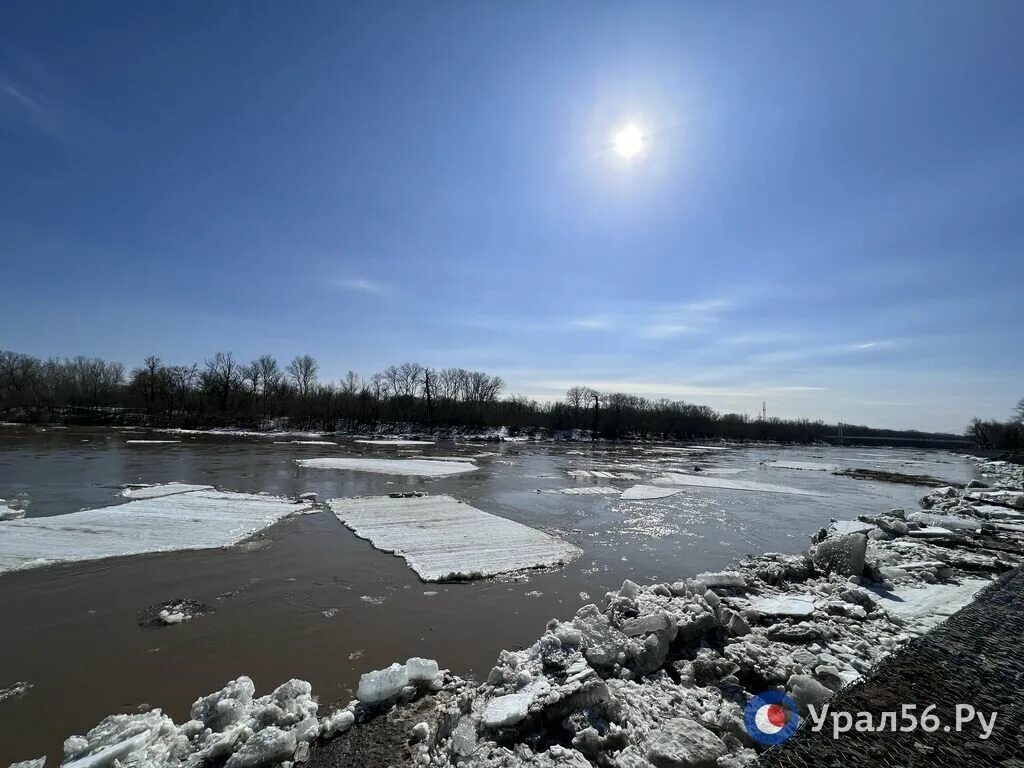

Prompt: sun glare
[{"left": 613, "top": 123, "right": 645, "bottom": 159}]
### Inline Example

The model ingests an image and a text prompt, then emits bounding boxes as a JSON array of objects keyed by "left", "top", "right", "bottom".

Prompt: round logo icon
[{"left": 744, "top": 691, "right": 800, "bottom": 745}]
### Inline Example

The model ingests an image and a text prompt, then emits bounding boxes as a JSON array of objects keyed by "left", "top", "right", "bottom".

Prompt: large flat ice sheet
[
  {"left": 870, "top": 578, "right": 989, "bottom": 634},
  {"left": 328, "top": 494, "right": 581, "bottom": 581},
  {"left": 354, "top": 439, "right": 435, "bottom": 446},
  {"left": 621, "top": 485, "right": 683, "bottom": 500},
  {"left": 763, "top": 460, "right": 837, "bottom": 471},
  {"left": 652, "top": 472, "right": 824, "bottom": 497},
  {"left": 0, "top": 490, "right": 312, "bottom": 574},
  {"left": 122, "top": 482, "right": 215, "bottom": 499},
  {"left": 297, "top": 457, "right": 476, "bottom": 477}
]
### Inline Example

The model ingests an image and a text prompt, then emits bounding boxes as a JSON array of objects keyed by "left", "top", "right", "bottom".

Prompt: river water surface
[{"left": 0, "top": 426, "right": 976, "bottom": 765}]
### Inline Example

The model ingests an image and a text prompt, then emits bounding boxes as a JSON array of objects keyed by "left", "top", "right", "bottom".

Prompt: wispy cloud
[
  {"left": 336, "top": 278, "right": 386, "bottom": 295},
  {"left": 571, "top": 316, "right": 613, "bottom": 330},
  {"left": 642, "top": 323, "right": 692, "bottom": 339},
  {"left": 0, "top": 72, "right": 64, "bottom": 140},
  {"left": 850, "top": 340, "right": 896, "bottom": 350}
]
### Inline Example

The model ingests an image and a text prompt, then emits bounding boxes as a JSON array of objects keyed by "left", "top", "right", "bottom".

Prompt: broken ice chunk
[
  {"left": 750, "top": 595, "right": 817, "bottom": 618},
  {"left": 482, "top": 692, "right": 532, "bottom": 728},
  {"left": 356, "top": 663, "right": 409, "bottom": 704},
  {"left": 406, "top": 657, "right": 440, "bottom": 683}
]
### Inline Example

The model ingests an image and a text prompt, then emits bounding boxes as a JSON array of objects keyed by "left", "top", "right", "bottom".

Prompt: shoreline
[
  {"left": 0, "top": 419, "right": 987, "bottom": 452},
  {"left": 17, "top": 455, "right": 1022, "bottom": 767}
]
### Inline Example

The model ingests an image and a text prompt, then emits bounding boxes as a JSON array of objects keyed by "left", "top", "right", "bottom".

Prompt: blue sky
[{"left": 2, "top": 2, "right": 1022, "bottom": 432}]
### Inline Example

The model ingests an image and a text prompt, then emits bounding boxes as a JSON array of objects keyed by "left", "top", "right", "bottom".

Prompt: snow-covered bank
[
  {"left": 0, "top": 490, "right": 313, "bottom": 574},
  {"left": 17, "top": 457, "right": 1024, "bottom": 768},
  {"left": 328, "top": 494, "right": 582, "bottom": 581}
]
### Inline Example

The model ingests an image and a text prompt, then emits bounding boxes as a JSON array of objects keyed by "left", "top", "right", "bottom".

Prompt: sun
[{"left": 613, "top": 123, "right": 646, "bottom": 159}]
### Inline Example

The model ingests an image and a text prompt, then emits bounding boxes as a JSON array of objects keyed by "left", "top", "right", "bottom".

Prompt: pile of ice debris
[
  {"left": 21, "top": 457, "right": 1024, "bottom": 768},
  {"left": 0, "top": 498, "right": 27, "bottom": 521},
  {"left": 29, "top": 658, "right": 446, "bottom": 768}
]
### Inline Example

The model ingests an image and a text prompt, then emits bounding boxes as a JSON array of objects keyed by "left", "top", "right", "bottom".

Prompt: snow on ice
[
  {"left": 354, "top": 439, "right": 436, "bottom": 445},
  {"left": 653, "top": 472, "right": 825, "bottom": 497},
  {"left": 620, "top": 485, "right": 684, "bottom": 501},
  {"left": 121, "top": 483, "right": 215, "bottom": 500},
  {"left": 296, "top": 457, "right": 477, "bottom": 477},
  {"left": 762, "top": 460, "right": 838, "bottom": 471},
  {"left": 0, "top": 490, "right": 313, "bottom": 574},
  {"left": 328, "top": 494, "right": 582, "bottom": 581},
  {"left": 543, "top": 487, "right": 621, "bottom": 496}
]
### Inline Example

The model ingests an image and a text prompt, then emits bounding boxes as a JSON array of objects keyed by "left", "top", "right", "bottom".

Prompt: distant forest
[{"left": 0, "top": 349, "right": 1007, "bottom": 447}]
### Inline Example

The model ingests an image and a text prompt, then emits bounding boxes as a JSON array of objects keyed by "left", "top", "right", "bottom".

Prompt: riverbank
[{"left": 18, "top": 456, "right": 1021, "bottom": 767}]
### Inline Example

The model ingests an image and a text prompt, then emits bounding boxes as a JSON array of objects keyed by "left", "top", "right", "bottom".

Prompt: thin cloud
[
  {"left": 571, "top": 316, "right": 613, "bottom": 330},
  {"left": 0, "top": 74, "right": 64, "bottom": 139},
  {"left": 643, "top": 323, "right": 692, "bottom": 339},
  {"left": 337, "top": 278, "right": 386, "bottom": 295}
]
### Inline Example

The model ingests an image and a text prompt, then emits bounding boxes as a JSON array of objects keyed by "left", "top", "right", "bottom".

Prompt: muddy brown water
[{"left": 0, "top": 427, "right": 976, "bottom": 765}]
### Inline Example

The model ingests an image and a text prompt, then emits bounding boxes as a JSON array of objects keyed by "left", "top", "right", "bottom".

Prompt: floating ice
[
  {"left": 125, "top": 440, "right": 182, "bottom": 444},
  {"left": 273, "top": 440, "right": 338, "bottom": 446},
  {"left": 328, "top": 494, "right": 581, "bottom": 581},
  {"left": 653, "top": 472, "right": 824, "bottom": 497},
  {"left": 621, "top": 485, "right": 683, "bottom": 500},
  {"left": 0, "top": 490, "right": 313, "bottom": 574},
  {"left": 544, "top": 487, "right": 620, "bottom": 496},
  {"left": 569, "top": 470, "right": 641, "bottom": 480},
  {"left": 763, "top": 460, "right": 837, "bottom": 471},
  {"left": 121, "top": 483, "right": 214, "bottom": 500},
  {"left": 0, "top": 501, "right": 26, "bottom": 521},
  {"left": 354, "top": 439, "right": 436, "bottom": 446},
  {"left": 296, "top": 457, "right": 476, "bottom": 477}
]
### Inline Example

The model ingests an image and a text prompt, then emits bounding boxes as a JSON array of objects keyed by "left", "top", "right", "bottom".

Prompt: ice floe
[
  {"left": 294, "top": 456, "right": 473, "bottom": 475},
  {"left": 762, "top": 460, "right": 838, "bottom": 471},
  {"left": 620, "top": 485, "right": 683, "bottom": 501},
  {"left": 125, "top": 440, "right": 182, "bottom": 445},
  {"left": 121, "top": 483, "right": 215, "bottom": 500},
  {"left": 0, "top": 500, "right": 27, "bottom": 521},
  {"left": 543, "top": 487, "right": 621, "bottom": 496},
  {"left": 273, "top": 440, "right": 338, "bottom": 446},
  {"left": 652, "top": 472, "right": 825, "bottom": 497},
  {"left": 0, "top": 490, "right": 313, "bottom": 574},
  {"left": 354, "top": 439, "right": 436, "bottom": 445},
  {"left": 328, "top": 494, "right": 581, "bottom": 581},
  {"left": 569, "top": 470, "right": 641, "bottom": 480},
  {"left": 296, "top": 457, "right": 477, "bottom": 477}
]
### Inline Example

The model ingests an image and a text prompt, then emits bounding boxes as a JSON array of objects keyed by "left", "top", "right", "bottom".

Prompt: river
[{"left": 0, "top": 425, "right": 976, "bottom": 765}]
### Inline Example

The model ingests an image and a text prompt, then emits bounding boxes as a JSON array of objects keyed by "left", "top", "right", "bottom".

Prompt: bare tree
[
  {"left": 203, "top": 352, "right": 241, "bottom": 411},
  {"left": 1015, "top": 397, "right": 1024, "bottom": 424},
  {"left": 339, "top": 370, "right": 362, "bottom": 397},
  {"left": 286, "top": 355, "right": 319, "bottom": 399},
  {"left": 131, "top": 356, "right": 163, "bottom": 412}
]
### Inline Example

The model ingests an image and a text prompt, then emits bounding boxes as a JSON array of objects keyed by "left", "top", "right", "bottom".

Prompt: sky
[{"left": 2, "top": 2, "right": 1022, "bottom": 433}]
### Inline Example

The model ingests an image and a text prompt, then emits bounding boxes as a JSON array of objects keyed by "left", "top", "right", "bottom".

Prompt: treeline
[
  {"left": 0, "top": 349, "right": 966, "bottom": 443},
  {"left": 966, "top": 399, "right": 1024, "bottom": 452}
]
